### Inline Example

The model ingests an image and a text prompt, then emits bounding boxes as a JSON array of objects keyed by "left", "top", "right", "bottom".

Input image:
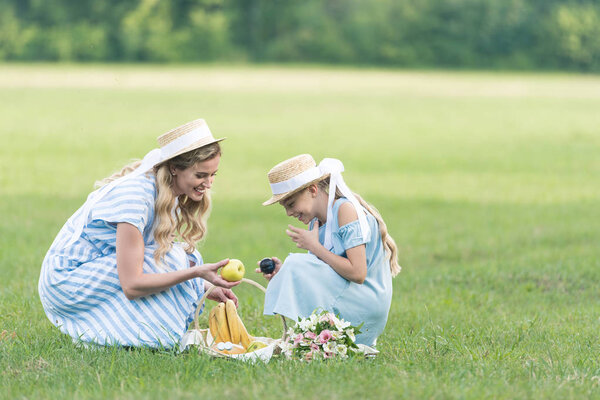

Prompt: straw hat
[
  {"left": 156, "top": 118, "right": 225, "bottom": 162},
  {"left": 64, "top": 118, "right": 224, "bottom": 248},
  {"left": 263, "top": 154, "right": 330, "bottom": 206}
]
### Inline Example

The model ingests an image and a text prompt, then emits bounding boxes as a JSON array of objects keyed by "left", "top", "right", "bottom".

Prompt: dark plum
[{"left": 259, "top": 258, "right": 276, "bottom": 274}]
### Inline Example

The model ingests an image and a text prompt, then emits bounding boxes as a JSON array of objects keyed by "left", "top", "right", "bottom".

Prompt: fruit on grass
[
  {"left": 225, "top": 300, "right": 240, "bottom": 344},
  {"left": 208, "top": 299, "right": 254, "bottom": 350},
  {"left": 207, "top": 294, "right": 261, "bottom": 354},
  {"left": 221, "top": 259, "right": 245, "bottom": 282},
  {"left": 259, "top": 258, "right": 276, "bottom": 274},
  {"left": 226, "top": 299, "right": 253, "bottom": 349},
  {"left": 246, "top": 340, "right": 268, "bottom": 352},
  {"left": 217, "top": 341, "right": 233, "bottom": 351},
  {"left": 208, "top": 306, "right": 219, "bottom": 341},
  {"left": 211, "top": 342, "right": 246, "bottom": 355},
  {"left": 225, "top": 345, "right": 246, "bottom": 355},
  {"left": 237, "top": 313, "right": 253, "bottom": 349},
  {"left": 215, "top": 302, "right": 231, "bottom": 342}
]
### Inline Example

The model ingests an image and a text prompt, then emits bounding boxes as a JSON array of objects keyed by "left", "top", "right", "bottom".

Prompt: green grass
[{"left": 1, "top": 64, "right": 600, "bottom": 399}]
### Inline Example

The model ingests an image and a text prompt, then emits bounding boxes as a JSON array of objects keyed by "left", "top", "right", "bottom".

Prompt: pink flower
[
  {"left": 293, "top": 333, "right": 304, "bottom": 346},
  {"left": 310, "top": 343, "right": 320, "bottom": 351},
  {"left": 318, "top": 329, "right": 332, "bottom": 344},
  {"left": 305, "top": 331, "right": 317, "bottom": 340},
  {"left": 319, "top": 313, "right": 336, "bottom": 327},
  {"left": 304, "top": 351, "right": 313, "bottom": 361}
]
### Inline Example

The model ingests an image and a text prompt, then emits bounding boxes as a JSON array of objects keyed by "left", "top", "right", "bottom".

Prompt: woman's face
[
  {"left": 279, "top": 188, "right": 317, "bottom": 225},
  {"left": 171, "top": 154, "right": 221, "bottom": 201}
]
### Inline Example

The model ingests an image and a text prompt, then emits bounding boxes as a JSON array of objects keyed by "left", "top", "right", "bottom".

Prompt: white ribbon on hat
[
  {"left": 270, "top": 167, "right": 322, "bottom": 195},
  {"left": 318, "top": 158, "right": 370, "bottom": 250},
  {"left": 64, "top": 125, "right": 212, "bottom": 247}
]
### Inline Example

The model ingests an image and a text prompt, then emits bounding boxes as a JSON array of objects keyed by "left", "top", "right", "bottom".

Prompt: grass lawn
[{"left": 1, "top": 64, "right": 599, "bottom": 399}]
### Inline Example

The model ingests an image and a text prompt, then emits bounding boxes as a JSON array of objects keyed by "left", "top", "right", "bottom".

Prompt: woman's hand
[
  {"left": 254, "top": 256, "right": 282, "bottom": 281},
  {"left": 194, "top": 259, "right": 241, "bottom": 289},
  {"left": 204, "top": 282, "right": 239, "bottom": 306},
  {"left": 286, "top": 223, "right": 321, "bottom": 252}
]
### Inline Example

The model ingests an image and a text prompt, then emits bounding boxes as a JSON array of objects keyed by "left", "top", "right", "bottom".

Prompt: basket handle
[{"left": 192, "top": 278, "right": 288, "bottom": 341}]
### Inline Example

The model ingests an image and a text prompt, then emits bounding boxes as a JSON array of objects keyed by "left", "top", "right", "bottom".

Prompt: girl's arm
[
  {"left": 116, "top": 222, "right": 239, "bottom": 300},
  {"left": 286, "top": 202, "right": 368, "bottom": 284}
]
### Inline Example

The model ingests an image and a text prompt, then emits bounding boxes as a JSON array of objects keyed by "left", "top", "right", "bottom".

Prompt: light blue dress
[
  {"left": 263, "top": 198, "right": 393, "bottom": 346},
  {"left": 38, "top": 173, "right": 205, "bottom": 348}
]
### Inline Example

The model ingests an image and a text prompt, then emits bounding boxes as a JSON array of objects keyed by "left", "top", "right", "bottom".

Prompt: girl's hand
[
  {"left": 195, "top": 259, "right": 241, "bottom": 289},
  {"left": 286, "top": 224, "right": 320, "bottom": 252},
  {"left": 254, "top": 257, "right": 282, "bottom": 281},
  {"left": 204, "top": 283, "right": 239, "bottom": 306}
]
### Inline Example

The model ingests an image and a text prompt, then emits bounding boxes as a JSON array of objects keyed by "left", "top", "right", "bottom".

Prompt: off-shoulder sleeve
[
  {"left": 89, "top": 177, "right": 155, "bottom": 235},
  {"left": 336, "top": 220, "right": 368, "bottom": 250}
]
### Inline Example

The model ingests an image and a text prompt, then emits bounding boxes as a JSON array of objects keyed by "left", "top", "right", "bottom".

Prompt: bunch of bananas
[{"left": 208, "top": 299, "right": 254, "bottom": 352}]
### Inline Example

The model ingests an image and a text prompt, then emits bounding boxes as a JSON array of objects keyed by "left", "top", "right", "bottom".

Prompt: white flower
[
  {"left": 334, "top": 318, "right": 351, "bottom": 331},
  {"left": 323, "top": 341, "right": 336, "bottom": 353},
  {"left": 309, "top": 313, "right": 319, "bottom": 329},
  {"left": 279, "top": 341, "right": 293, "bottom": 356},
  {"left": 335, "top": 344, "right": 348, "bottom": 357},
  {"left": 298, "top": 318, "right": 313, "bottom": 331},
  {"left": 331, "top": 330, "right": 342, "bottom": 340},
  {"left": 345, "top": 329, "right": 355, "bottom": 342}
]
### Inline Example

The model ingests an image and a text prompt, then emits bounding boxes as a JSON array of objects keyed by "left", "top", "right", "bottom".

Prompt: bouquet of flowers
[{"left": 281, "top": 310, "right": 362, "bottom": 361}]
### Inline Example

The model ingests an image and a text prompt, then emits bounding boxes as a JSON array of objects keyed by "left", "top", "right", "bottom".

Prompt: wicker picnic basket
[{"left": 180, "top": 278, "right": 288, "bottom": 362}]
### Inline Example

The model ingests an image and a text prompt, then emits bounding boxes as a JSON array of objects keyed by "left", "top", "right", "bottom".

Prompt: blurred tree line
[{"left": 1, "top": 0, "right": 599, "bottom": 71}]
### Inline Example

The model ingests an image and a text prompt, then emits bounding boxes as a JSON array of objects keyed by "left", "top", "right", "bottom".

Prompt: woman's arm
[
  {"left": 116, "top": 222, "right": 239, "bottom": 300},
  {"left": 204, "top": 281, "right": 239, "bottom": 306},
  {"left": 286, "top": 202, "right": 368, "bottom": 284}
]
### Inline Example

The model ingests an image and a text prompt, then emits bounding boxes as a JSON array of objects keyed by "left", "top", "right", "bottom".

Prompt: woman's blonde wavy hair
[
  {"left": 315, "top": 178, "right": 401, "bottom": 276},
  {"left": 96, "top": 143, "right": 221, "bottom": 265}
]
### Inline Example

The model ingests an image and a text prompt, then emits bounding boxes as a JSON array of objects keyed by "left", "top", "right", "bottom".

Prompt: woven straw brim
[
  {"left": 163, "top": 136, "right": 226, "bottom": 162},
  {"left": 156, "top": 119, "right": 225, "bottom": 162},
  {"left": 263, "top": 154, "right": 323, "bottom": 206},
  {"left": 262, "top": 173, "right": 330, "bottom": 206}
]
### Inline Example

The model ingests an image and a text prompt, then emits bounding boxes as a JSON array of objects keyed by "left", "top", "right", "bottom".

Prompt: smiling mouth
[{"left": 194, "top": 187, "right": 205, "bottom": 194}]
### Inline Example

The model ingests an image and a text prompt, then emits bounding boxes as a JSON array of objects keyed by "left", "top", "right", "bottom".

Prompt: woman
[{"left": 39, "top": 119, "right": 238, "bottom": 348}]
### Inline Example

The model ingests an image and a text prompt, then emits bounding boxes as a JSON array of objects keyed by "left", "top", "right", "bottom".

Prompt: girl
[
  {"left": 257, "top": 154, "right": 401, "bottom": 347},
  {"left": 39, "top": 119, "right": 239, "bottom": 349}
]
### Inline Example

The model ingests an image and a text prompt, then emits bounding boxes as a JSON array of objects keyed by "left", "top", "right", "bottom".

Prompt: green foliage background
[{"left": 1, "top": 0, "right": 600, "bottom": 71}]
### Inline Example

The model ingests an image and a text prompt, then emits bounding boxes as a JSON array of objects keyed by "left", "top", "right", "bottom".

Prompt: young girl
[
  {"left": 257, "top": 154, "right": 400, "bottom": 347},
  {"left": 39, "top": 119, "right": 239, "bottom": 349}
]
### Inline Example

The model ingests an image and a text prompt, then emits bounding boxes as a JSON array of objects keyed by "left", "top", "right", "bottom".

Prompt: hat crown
[
  {"left": 157, "top": 119, "right": 211, "bottom": 148},
  {"left": 263, "top": 154, "right": 330, "bottom": 206},
  {"left": 267, "top": 154, "right": 316, "bottom": 184},
  {"left": 154, "top": 118, "right": 224, "bottom": 163}
]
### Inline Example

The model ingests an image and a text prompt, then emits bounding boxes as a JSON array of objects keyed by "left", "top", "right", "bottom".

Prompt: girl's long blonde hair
[
  {"left": 317, "top": 178, "right": 401, "bottom": 276},
  {"left": 96, "top": 143, "right": 221, "bottom": 264}
]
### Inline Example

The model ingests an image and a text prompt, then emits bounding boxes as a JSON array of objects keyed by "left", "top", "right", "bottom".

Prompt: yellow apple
[
  {"left": 246, "top": 340, "right": 268, "bottom": 352},
  {"left": 221, "top": 259, "right": 245, "bottom": 282}
]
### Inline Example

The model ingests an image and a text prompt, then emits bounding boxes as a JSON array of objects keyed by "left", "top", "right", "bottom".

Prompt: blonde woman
[
  {"left": 39, "top": 119, "right": 239, "bottom": 348},
  {"left": 258, "top": 154, "right": 400, "bottom": 347}
]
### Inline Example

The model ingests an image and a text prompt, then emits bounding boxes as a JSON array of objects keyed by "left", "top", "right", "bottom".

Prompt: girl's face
[
  {"left": 280, "top": 188, "right": 317, "bottom": 225},
  {"left": 171, "top": 154, "right": 220, "bottom": 201}
]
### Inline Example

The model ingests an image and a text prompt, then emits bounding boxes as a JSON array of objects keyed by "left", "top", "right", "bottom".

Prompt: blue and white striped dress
[{"left": 38, "top": 173, "right": 205, "bottom": 348}]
